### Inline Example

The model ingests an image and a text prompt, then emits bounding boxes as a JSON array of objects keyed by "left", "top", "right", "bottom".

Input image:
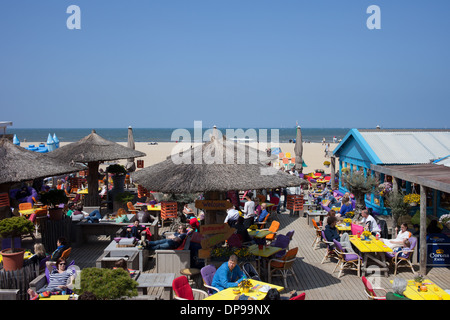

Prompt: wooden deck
[{"left": 64, "top": 210, "right": 450, "bottom": 300}]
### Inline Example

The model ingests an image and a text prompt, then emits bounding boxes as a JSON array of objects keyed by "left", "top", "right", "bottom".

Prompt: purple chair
[
  {"left": 200, "top": 265, "right": 219, "bottom": 295},
  {"left": 286, "top": 230, "right": 295, "bottom": 241},
  {"left": 42, "top": 260, "right": 76, "bottom": 294},
  {"left": 385, "top": 237, "right": 417, "bottom": 275},
  {"left": 321, "top": 231, "right": 337, "bottom": 264},
  {"left": 270, "top": 234, "right": 291, "bottom": 258},
  {"left": 332, "top": 239, "right": 362, "bottom": 278}
]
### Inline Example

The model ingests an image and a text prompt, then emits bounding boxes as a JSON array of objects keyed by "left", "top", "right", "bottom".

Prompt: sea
[{"left": 7, "top": 127, "right": 351, "bottom": 144}]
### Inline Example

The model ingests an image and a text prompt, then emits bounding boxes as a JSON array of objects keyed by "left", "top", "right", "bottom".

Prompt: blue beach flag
[
  {"left": 13, "top": 134, "right": 20, "bottom": 146},
  {"left": 47, "top": 133, "right": 55, "bottom": 152},
  {"left": 53, "top": 133, "right": 60, "bottom": 148}
]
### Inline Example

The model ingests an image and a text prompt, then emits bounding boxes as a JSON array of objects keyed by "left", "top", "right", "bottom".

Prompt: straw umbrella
[
  {"left": 0, "top": 138, "right": 82, "bottom": 216},
  {"left": 132, "top": 128, "right": 307, "bottom": 223},
  {"left": 294, "top": 126, "right": 303, "bottom": 173},
  {"left": 47, "top": 130, "right": 145, "bottom": 206}
]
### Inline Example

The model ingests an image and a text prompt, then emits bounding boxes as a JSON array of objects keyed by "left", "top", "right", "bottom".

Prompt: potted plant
[
  {"left": 239, "top": 279, "right": 252, "bottom": 293},
  {"left": 76, "top": 267, "right": 138, "bottom": 300},
  {"left": 386, "top": 191, "right": 410, "bottom": 235},
  {"left": 0, "top": 216, "right": 35, "bottom": 271},
  {"left": 107, "top": 164, "right": 127, "bottom": 194},
  {"left": 40, "top": 189, "right": 68, "bottom": 221},
  {"left": 414, "top": 274, "right": 424, "bottom": 287},
  {"left": 323, "top": 161, "right": 331, "bottom": 168},
  {"left": 403, "top": 193, "right": 420, "bottom": 206},
  {"left": 439, "top": 214, "right": 450, "bottom": 229}
]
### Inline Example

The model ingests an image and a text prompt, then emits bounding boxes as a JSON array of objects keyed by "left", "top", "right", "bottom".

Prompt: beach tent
[
  {"left": 132, "top": 127, "right": 307, "bottom": 224},
  {"left": 47, "top": 130, "right": 145, "bottom": 206}
]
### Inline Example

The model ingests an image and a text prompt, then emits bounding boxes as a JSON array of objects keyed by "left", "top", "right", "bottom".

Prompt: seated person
[
  {"left": 324, "top": 216, "right": 354, "bottom": 253},
  {"left": 145, "top": 226, "right": 187, "bottom": 250},
  {"left": 386, "top": 277, "right": 410, "bottom": 300},
  {"left": 357, "top": 209, "right": 381, "bottom": 235},
  {"left": 131, "top": 206, "right": 156, "bottom": 224},
  {"left": 24, "top": 243, "right": 47, "bottom": 267},
  {"left": 211, "top": 254, "right": 245, "bottom": 291},
  {"left": 257, "top": 203, "right": 269, "bottom": 223},
  {"left": 50, "top": 237, "right": 69, "bottom": 262},
  {"left": 126, "top": 220, "right": 146, "bottom": 239},
  {"left": 337, "top": 196, "right": 353, "bottom": 217},
  {"left": 27, "top": 258, "right": 75, "bottom": 299},
  {"left": 391, "top": 239, "right": 411, "bottom": 258},
  {"left": 324, "top": 192, "right": 338, "bottom": 208},
  {"left": 182, "top": 204, "right": 195, "bottom": 220},
  {"left": 234, "top": 216, "right": 252, "bottom": 243},
  {"left": 381, "top": 223, "right": 411, "bottom": 250}
]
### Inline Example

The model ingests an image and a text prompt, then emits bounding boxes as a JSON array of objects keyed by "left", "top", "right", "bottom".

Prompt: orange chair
[
  {"left": 264, "top": 220, "right": 280, "bottom": 242},
  {"left": 268, "top": 247, "right": 300, "bottom": 287},
  {"left": 61, "top": 247, "right": 72, "bottom": 260},
  {"left": 256, "top": 212, "right": 270, "bottom": 229},
  {"left": 19, "top": 202, "right": 32, "bottom": 211},
  {"left": 311, "top": 219, "right": 323, "bottom": 249},
  {"left": 127, "top": 202, "right": 138, "bottom": 214}
]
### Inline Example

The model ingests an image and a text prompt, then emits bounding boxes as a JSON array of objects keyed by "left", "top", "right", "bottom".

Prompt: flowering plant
[
  {"left": 345, "top": 211, "right": 355, "bottom": 218},
  {"left": 239, "top": 279, "right": 252, "bottom": 289},
  {"left": 378, "top": 182, "right": 392, "bottom": 197},
  {"left": 403, "top": 193, "right": 420, "bottom": 205},
  {"left": 439, "top": 214, "right": 450, "bottom": 227},
  {"left": 362, "top": 230, "right": 372, "bottom": 237},
  {"left": 414, "top": 274, "right": 424, "bottom": 283},
  {"left": 343, "top": 218, "right": 352, "bottom": 224}
]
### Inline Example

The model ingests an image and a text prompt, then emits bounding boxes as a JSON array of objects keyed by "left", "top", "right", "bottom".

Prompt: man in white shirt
[
  {"left": 358, "top": 209, "right": 381, "bottom": 234},
  {"left": 224, "top": 206, "right": 240, "bottom": 227}
]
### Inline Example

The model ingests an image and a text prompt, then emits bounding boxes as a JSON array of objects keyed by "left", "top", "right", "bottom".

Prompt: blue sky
[{"left": 1, "top": 1, "right": 449, "bottom": 129}]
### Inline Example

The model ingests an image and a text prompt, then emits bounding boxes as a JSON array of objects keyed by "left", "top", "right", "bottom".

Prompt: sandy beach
[{"left": 26, "top": 141, "right": 339, "bottom": 175}]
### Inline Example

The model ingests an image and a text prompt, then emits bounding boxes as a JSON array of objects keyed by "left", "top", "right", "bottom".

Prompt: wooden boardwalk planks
[{"left": 67, "top": 210, "right": 450, "bottom": 300}]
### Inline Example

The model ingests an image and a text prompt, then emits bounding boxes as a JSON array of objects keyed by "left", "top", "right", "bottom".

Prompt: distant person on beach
[{"left": 322, "top": 137, "right": 326, "bottom": 145}]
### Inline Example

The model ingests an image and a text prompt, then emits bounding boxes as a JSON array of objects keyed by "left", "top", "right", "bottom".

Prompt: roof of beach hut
[
  {"left": 0, "top": 138, "right": 82, "bottom": 185},
  {"left": 132, "top": 128, "right": 307, "bottom": 194},
  {"left": 46, "top": 130, "right": 145, "bottom": 163}
]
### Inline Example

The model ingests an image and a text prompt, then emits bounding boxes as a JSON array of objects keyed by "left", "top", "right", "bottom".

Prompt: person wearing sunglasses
[{"left": 27, "top": 257, "right": 75, "bottom": 299}]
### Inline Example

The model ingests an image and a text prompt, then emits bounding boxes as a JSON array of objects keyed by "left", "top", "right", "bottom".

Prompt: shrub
[{"left": 76, "top": 268, "right": 138, "bottom": 300}]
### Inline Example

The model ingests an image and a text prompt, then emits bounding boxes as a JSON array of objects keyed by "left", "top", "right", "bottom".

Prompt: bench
[
  {"left": 95, "top": 250, "right": 140, "bottom": 270},
  {"left": 155, "top": 234, "right": 191, "bottom": 277},
  {"left": 74, "top": 216, "right": 159, "bottom": 247}
]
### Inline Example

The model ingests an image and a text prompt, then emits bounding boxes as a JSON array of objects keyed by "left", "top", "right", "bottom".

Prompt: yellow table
[
  {"left": 248, "top": 229, "right": 273, "bottom": 239},
  {"left": 248, "top": 244, "right": 283, "bottom": 258},
  {"left": 349, "top": 235, "right": 392, "bottom": 277},
  {"left": 40, "top": 294, "right": 71, "bottom": 300},
  {"left": 204, "top": 279, "right": 284, "bottom": 300},
  {"left": 146, "top": 205, "right": 161, "bottom": 211},
  {"left": 391, "top": 279, "right": 450, "bottom": 300},
  {"left": 337, "top": 223, "right": 351, "bottom": 232},
  {"left": 19, "top": 208, "right": 36, "bottom": 217}
]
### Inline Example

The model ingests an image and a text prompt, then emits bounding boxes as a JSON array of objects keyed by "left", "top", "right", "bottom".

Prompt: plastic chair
[
  {"left": 19, "top": 202, "right": 32, "bottom": 211},
  {"left": 255, "top": 212, "right": 270, "bottom": 229},
  {"left": 289, "top": 292, "right": 306, "bottom": 300},
  {"left": 320, "top": 231, "right": 337, "bottom": 264},
  {"left": 200, "top": 265, "right": 220, "bottom": 295},
  {"left": 361, "top": 276, "right": 387, "bottom": 300},
  {"left": 385, "top": 237, "right": 417, "bottom": 276},
  {"left": 61, "top": 247, "right": 72, "bottom": 260},
  {"left": 351, "top": 223, "right": 364, "bottom": 236},
  {"left": 127, "top": 202, "right": 138, "bottom": 214},
  {"left": 226, "top": 233, "right": 242, "bottom": 248},
  {"left": 264, "top": 220, "right": 280, "bottom": 242},
  {"left": 268, "top": 247, "right": 300, "bottom": 288},
  {"left": 311, "top": 219, "right": 323, "bottom": 249},
  {"left": 172, "top": 276, "right": 208, "bottom": 300},
  {"left": 242, "top": 262, "right": 261, "bottom": 281},
  {"left": 332, "top": 239, "right": 362, "bottom": 278},
  {"left": 270, "top": 234, "right": 291, "bottom": 258}
]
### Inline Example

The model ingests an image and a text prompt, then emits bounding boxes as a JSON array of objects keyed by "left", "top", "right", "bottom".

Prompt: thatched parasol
[
  {"left": 0, "top": 138, "right": 82, "bottom": 190},
  {"left": 132, "top": 128, "right": 307, "bottom": 223},
  {"left": 47, "top": 130, "right": 146, "bottom": 206},
  {"left": 294, "top": 125, "right": 303, "bottom": 172}
]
